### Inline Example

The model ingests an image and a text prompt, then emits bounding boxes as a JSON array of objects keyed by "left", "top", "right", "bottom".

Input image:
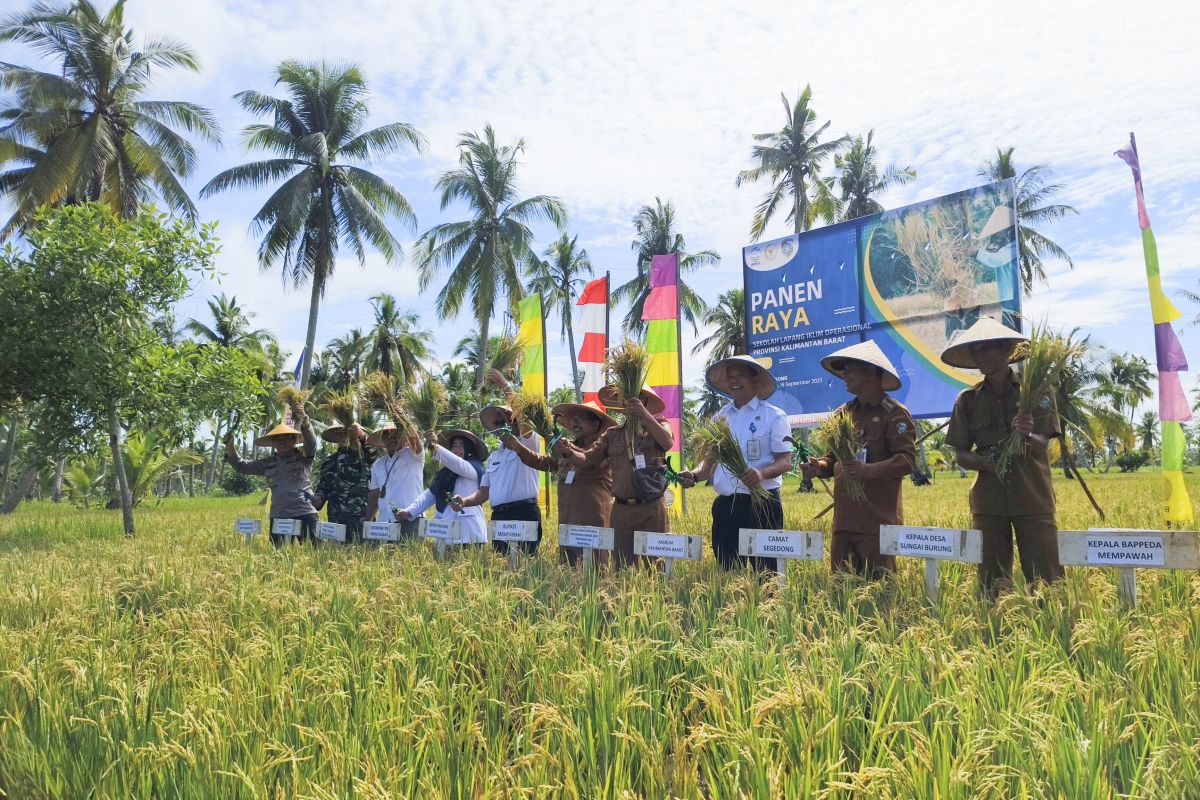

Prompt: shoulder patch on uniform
[
  {"left": 897, "top": 422, "right": 908, "bottom": 434},
  {"left": 880, "top": 397, "right": 895, "bottom": 412}
]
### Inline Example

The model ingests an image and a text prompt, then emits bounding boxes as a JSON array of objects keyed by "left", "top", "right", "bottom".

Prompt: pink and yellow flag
[
  {"left": 641, "top": 254, "right": 682, "bottom": 470},
  {"left": 1116, "top": 136, "right": 1193, "bottom": 524}
]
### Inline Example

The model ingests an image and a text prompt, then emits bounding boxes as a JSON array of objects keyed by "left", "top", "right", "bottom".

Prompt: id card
[
  {"left": 634, "top": 453, "right": 647, "bottom": 470},
  {"left": 565, "top": 469, "right": 576, "bottom": 485},
  {"left": 746, "top": 438, "right": 761, "bottom": 461}
]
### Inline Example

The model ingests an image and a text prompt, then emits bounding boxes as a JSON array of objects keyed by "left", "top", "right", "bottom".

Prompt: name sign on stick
[
  {"left": 363, "top": 521, "right": 399, "bottom": 543},
  {"left": 880, "top": 525, "right": 983, "bottom": 602},
  {"left": 737, "top": 529, "right": 824, "bottom": 585},
  {"left": 271, "top": 518, "right": 300, "bottom": 537},
  {"left": 489, "top": 520, "right": 540, "bottom": 567},
  {"left": 634, "top": 531, "right": 703, "bottom": 579},
  {"left": 234, "top": 519, "right": 261, "bottom": 539},
  {"left": 559, "top": 525, "right": 615, "bottom": 571},
  {"left": 1058, "top": 529, "right": 1199, "bottom": 607},
  {"left": 317, "top": 521, "right": 347, "bottom": 543}
]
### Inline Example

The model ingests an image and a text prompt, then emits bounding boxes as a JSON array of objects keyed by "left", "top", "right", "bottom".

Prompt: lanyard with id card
[{"left": 634, "top": 453, "right": 647, "bottom": 470}]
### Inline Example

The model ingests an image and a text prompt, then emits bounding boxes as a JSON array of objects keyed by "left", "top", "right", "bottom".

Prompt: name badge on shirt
[
  {"left": 634, "top": 453, "right": 647, "bottom": 470},
  {"left": 746, "top": 438, "right": 762, "bottom": 461},
  {"left": 565, "top": 469, "right": 576, "bottom": 485}
]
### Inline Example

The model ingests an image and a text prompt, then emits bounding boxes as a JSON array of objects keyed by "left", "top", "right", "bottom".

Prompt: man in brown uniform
[
  {"left": 504, "top": 400, "right": 615, "bottom": 566},
  {"left": 942, "top": 317, "right": 1063, "bottom": 597},
  {"left": 799, "top": 341, "right": 916, "bottom": 578}
]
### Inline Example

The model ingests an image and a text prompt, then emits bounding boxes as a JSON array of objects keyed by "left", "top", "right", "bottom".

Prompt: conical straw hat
[
  {"left": 366, "top": 422, "right": 400, "bottom": 449},
  {"left": 255, "top": 422, "right": 302, "bottom": 447},
  {"left": 939, "top": 317, "right": 1027, "bottom": 369},
  {"left": 437, "top": 429, "right": 489, "bottom": 461},
  {"left": 479, "top": 405, "right": 513, "bottom": 432},
  {"left": 976, "top": 205, "right": 1016, "bottom": 239},
  {"left": 597, "top": 385, "right": 666, "bottom": 416},
  {"left": 551, "top": 400, "right": 616, "bottom": 430},
  {"left": 820, "top": 340, "right": 902, "bottom": 392},
  {"left": 705, "top": 354, "right": 776, "bottom": 400}
]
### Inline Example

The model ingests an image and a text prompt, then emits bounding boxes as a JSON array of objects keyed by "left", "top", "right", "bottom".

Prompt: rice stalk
[
  {"left": 359, "top": 371, "right": 417, "bottom": 441},
  {"left": 275, "top": 386, "right": 310, "bottom": 411},
  {"left": 994, "top": 322, "right": 1071, "bottom": 476},
  {"left": 689, "top": 417, "right": 773, "bottom": 510},
  {"left": 605, "top": 340, "right": 651, "bottom": 438},
  {"left": 509, "top": 389, "right": 557, "bottom": 440},
  {"left": 816, "top": 411, "right": 867, "bottom": 502},
  {"left": 403, "top": 378, "right": 448, "bottom": 433}
]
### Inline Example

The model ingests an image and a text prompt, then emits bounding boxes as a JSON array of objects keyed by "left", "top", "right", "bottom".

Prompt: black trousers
[
  {"left": 328, "top": 511, "right": 363, "bottom": 544},
  {"left": 270, "top": 513, "right": 318, "bottom": 547},
  {"left": 711, "top": 490, "right": 783, "bottom": 571},
  {"left": 490, "top": 499, "right": 542, "bottom": 555}
]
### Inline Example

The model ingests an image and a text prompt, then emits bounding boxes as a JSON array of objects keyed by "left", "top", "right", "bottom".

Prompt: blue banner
[{"left": 744, "top": 181, "right": 1021, "bottom": 423}]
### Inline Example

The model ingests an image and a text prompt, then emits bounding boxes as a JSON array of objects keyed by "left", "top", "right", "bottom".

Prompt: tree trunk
[
  {"left": 107, "top": 401, "right": 135, "bottom": 536},
  {"left": 300, "top": 275, "right": 322, "bottom": 390},
  {"left": 0, "top": 467, "right": 38, "bottom": 514},
  {"left": 475, "top": 312, "right": 491, "bottom": 390},
  {"left": 188, "top": 464, "right": 195, "bottom": 497},
  {"left": 206, "top": 419, "right": 223, "bottom": 492},
  {"left": 51, "top": 456, "right": 66, "bottom": 502},
  {"left": 0, "top": 414, "right": 18, "bottom": 491},
  {"left": 565, "top": 310, "right": 581, "bottom": 402}
]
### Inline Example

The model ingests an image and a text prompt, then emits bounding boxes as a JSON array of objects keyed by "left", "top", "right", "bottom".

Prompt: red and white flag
[{"left": 576, "top": 275, "right": 608, "bottom": 406}]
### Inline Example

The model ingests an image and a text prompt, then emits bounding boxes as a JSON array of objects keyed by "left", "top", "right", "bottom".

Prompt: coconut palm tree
[
  {"left": 834, "top": 130, "right": 916, "bottom": 221},
  {"left": 185, "top": 293, "right": 271, "bottom": 352},
  {"left": 0, "top": 0, "right": 220, "bottom": 235},
  {"left": 201, "top": 61, "right": 425, "bottom": 389},
  {"left": 1137, "top": 411, "right": 1160, "bottom": 453},
  {"left": 367, "top": 293, "right": 432, "bottom": 384},
  {"left": 415, "top": 125, "right": 566, "bottom": 388},
  {"left": 525, "top": 234, "right": 593, "bottom": 400},
  {"left": 736, "top": 86, "right": 848, "bottom": 240},
  {"left": 692, "top": 289, "right": 745, "bottom": 360},
  {"left": 977, "top": 147, "right": 1077, "bottom": 293},
  {"left": 453, "top": 332, "right": 525, "bottom": 381},
  {"left": 1095, "top": 351, "right": 1154, "bottom": 430},
  {"left": 325, "top": 328, "right": 371, "bottom": 391},
  {"left": 612, "top": 198, "right": 719, "bottom": 337}
]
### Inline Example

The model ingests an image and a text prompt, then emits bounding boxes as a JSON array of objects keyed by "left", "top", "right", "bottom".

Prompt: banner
[
  {"left": 642, "top": 254, "right": 682, "bottom": 469},
  {"left": 1116, "top": 136, "right": 1193, "bottom": 524},
  {"left": 744, "top": 181, "right": 1022, "bottom": 423},
  {"left": 576, "top": 275, "right": 608, "bottom": 406},
  {"left": 517, "top": 294, "right": 546, "bottom": 397}
]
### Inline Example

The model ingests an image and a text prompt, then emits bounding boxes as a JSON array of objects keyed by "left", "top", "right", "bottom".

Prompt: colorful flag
[
  {"left": 641, "top": 254, "right": 682, "bottom": 470},
  {"left": 576, "top": 275, "right": 609, "bottom": 405},
  {"left": 1116, "top": 136, "right": 1194, "bottom": 524},
  {"left": 517, "top": 294, "right": 547, "bottom": 398}
]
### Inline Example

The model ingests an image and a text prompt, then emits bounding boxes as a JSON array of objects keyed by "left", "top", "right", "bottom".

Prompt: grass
[{"left": 1, "top": 471, "right": 1199, "bottom": 798}]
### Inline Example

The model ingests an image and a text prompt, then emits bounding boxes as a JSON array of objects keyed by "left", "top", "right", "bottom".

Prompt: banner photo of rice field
[{"left": 744, "top": 180, "right": 1022, "bottom": 423}]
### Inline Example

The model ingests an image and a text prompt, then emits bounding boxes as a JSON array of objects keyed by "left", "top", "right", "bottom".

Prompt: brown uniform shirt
[
  {"left": 578, "top": 421, "right": 671, "bottom": 502},
  {"left": 818, "top": 394, "right": 916, "bottom": 536},
  {"left": 946, "top": 369, "right": 1060, "bottom": 517},
  {"left": 509, "top": 435, "right": 613, "bottom": 526}
]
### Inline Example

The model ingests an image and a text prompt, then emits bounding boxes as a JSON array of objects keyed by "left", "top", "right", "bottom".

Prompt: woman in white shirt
[{"left": 395, "top": 429, "right": 488, "bottom": 545}]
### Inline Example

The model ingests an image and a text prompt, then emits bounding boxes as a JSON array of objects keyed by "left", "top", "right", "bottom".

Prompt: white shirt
[
  {"left": 401, "top": 445, "right": 487, "bottom": 544},
  {"left": 369, "top": 446, "right": 425, "bottom": 522},
  {"left": 711, "top": 397, "right": 792, "bottom": 496},
  {"left": 480, "top": 432, "right": 541, "bottom": 506}
]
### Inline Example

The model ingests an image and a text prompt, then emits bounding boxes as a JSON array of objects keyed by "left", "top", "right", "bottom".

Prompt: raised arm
[
  {"left": 223, "top": 432, "right": 268, "bottom": 475},
  {"left": 504, "top": 433, "right": 553, "bottom": 471}
]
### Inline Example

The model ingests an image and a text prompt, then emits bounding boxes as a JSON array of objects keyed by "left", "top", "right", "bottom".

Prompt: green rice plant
[
  {"left": 690, "top": 417, "right": 773, "bottom": 510},
  {"left": 605, "top": 339, "right": 651, "bottom": 438},
  {"left": 359, "top": 370, "right": 418, "bottom": 441},
  {"left": 994, "top": 322, "right": 1072, "bottom": 476},
  {"left": 403, "top": 377, "right": 449, "bottom": 432},
  {"left": 317, "top": 390, "right": 361, "bottom": 450},
  {"left": 508, "top": 389, "right": 556, "bottom": 440},
  {"left": 816, "top": 410, "right": 867, "bottom": 502}
]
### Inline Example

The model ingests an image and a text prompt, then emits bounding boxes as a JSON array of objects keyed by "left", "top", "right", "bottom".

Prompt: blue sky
[{"left": 4, "top": 0, "right": 1198, "bottom": 405}]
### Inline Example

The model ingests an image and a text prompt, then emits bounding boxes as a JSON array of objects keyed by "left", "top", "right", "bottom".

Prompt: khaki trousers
[
  {"left": 974, "top": 513, "right": 1063, "bottom": 596},
  {"left": 830, "top": 529, "right": 895, "bottom": 580}
]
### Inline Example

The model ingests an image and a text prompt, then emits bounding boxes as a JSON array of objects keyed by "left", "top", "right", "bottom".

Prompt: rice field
[{"left": 2, "top": 471, "right": 1199, "bottom": 799}]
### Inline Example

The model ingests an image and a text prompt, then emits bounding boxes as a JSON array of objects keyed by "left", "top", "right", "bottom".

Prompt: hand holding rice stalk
[
  {"left": 993, "top": 323, "right": 1068, "bottom": 476},
  {"left": 403, "top": 378, "right": 448, "bottom": 433},
  {"left": 509, "top": 389, "right": 557, "bottom": 441},
  {"left": 605, "top": 340, "right": 651, "bottom": 438},
  {"left": 318, "top": 390, "right": 362, "bottom": 451},
  {"left": 817, "top": 411, "right": 867, "bottom": 502},
  {"left": 359, "top": 371, "right": 418, "bottom": 443},
  {"left": 276, "top": 386, "right": 310, "bottom": 416},
  {"left": 690, "top": 418, "right": 773, "bottom": 510}
]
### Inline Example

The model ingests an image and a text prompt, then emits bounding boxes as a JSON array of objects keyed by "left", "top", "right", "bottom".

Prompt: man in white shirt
[
  {"left": 680, "top": 355, "right": 792, "bottom": 571},
  {"left": 365, "top": 423, "right": 425, "bottom": 538}
]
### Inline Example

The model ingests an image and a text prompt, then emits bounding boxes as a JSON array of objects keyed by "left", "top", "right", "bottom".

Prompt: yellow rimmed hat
[
  {"left": 437, "top": 429, "right": 489, "bottom": 461},
  {"left": 255, "top": 422, "right": 302, "bottom": 447},
  {"left": 705, "top": 354, "right": 776, "bottom": 400},
  {"left": 597, "top": 385, "right": 666, "bottom": 416},
  {"left": 551, "top": 400, "right": 617, "bottom": 430},
  {"left": 939, "top": 317, "right": 1028, "bottom": 370},
  {"left": 820, "top": 340, "right": 902, "bottom": 392}
]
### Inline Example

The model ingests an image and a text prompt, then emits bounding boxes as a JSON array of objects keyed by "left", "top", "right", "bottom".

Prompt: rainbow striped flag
[
  {"left": 641, "top": 254, "right": 682, "bottom": 470},
  {"left": 576, "top": 276, "right": 608, "bottom": 405},
  {"left": 1116, "top": 136, "right": 1194, "bottom": 524},
  {"left": 517, "top": 294, "right": 546, "bottom": 397}
]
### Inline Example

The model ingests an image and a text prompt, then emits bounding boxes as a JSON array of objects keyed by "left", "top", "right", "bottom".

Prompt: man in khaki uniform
[
  {"left": 942, "top": 317, "right": 1063, "bottom": 597},
  {"left": 799, "top": 341, "right": 916, "bottom": 578}
]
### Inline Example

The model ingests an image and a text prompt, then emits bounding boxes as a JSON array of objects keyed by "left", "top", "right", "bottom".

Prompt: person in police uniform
[
  {"left": 678, "top": 355, "right": 792, "bottom": 571},
  {"left": 313, "top": 421, "right": 371, "bottom": 543},
  {"left": 941, "top": 317, "right": 1063, "bottom": 597},
  {"left": 799, "top": 341, "right": 917, "bottom": 578}
]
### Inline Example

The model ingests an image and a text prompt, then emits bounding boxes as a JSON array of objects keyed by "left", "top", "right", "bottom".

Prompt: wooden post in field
[
  {"left": 737, "top": 529, "right": 824, "bottom": 587},
  {"left": 1057, "top": 529, "right": 1199, "bottom": 608},
  {"left": 634, "top": 531, "right": 703, "bottom": 580},
  {"left": 419, "top": 518, "right": 463, "bottom": 560},
  {"left": 490, "top": 520, "right": 540, "bottom": 568},
  {"left": 559, "top": 524, "right": 615, "bottom": 571},
  {"left": 234, "top": 518, "right": 261, "bottom": 545},
  {"left": 880, "top": 525, "right": 983, "bottom": 602}
]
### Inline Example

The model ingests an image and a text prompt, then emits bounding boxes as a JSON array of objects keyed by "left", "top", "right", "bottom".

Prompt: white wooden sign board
[
  {"left": 420, "top": 518, "right": 463, "bottom": 558},
  {"left": 738, "top": 529, "right": 824, "bottom": 585},
  {"left": 559, "top": 525, "right": 615, "bottom": 571},
  {"left": 489, "top": 520, "right": 539, "bottom": 567},
  {"left": 364, "top": 521, "right": 399, "bottom": 543},
  {"left": 880, "top": 525, "right": 982, "bottom": 601},
  {"left": 317, "top": 521, "right": 347, "bottom": 543},
  {"left": 271, "top": 518, "right": 300, "bottom": 537},
  {"left": 634, "top": 531, "right": 703, "bottom": 579},
  {"left": 234, "top": 518, "right": 262, "bottom": 541},
  {"left": 1058, "top": 528, "right": 1199, "bottom": 606}
]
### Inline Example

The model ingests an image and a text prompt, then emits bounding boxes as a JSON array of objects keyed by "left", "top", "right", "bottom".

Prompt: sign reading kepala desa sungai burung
[{"left": 744, "top": 180, "right": 1022, "bottom": 424}]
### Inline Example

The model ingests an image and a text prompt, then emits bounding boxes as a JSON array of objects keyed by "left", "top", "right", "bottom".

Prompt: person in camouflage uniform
[{"left": 314, "top": 423, "right": 372, "bottom": 544}]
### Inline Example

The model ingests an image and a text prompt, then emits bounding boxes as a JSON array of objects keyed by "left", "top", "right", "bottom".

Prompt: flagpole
[
  {"left": 675, "top": 270, "right": 687, "bottom": 516},
  {"left": 541, "top": 293, "right": 551, "bottom": 517}
]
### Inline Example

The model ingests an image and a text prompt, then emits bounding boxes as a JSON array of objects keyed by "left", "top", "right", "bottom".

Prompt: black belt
[
  {"left": 492, "top": 498, "right": 539, "bottom": 513},
  {"left": 614, "top": 496, "right": 658, "bottom": 506}
]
